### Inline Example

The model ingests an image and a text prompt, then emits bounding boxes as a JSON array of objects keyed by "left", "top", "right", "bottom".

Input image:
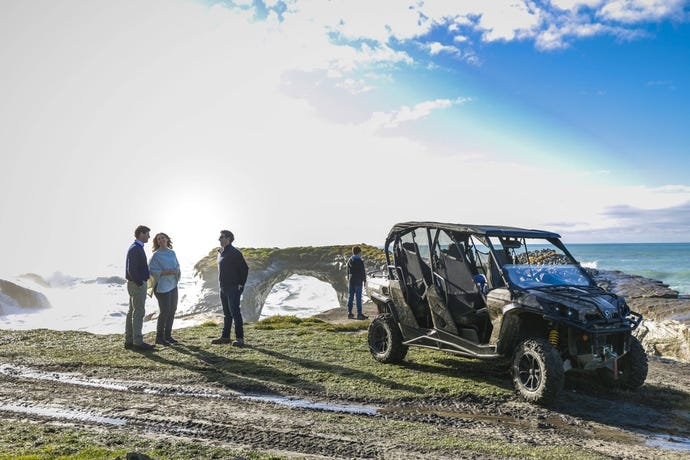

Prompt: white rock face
[{"left": 635, "top": 320, "right": 690, "bottom": 363}]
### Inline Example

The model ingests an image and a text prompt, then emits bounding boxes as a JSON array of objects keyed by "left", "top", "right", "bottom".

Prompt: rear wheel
[
  {"left": 597, "top": 336, "right": 648, "bottom": 390},
  {"left": 512, "top": 338, "right": 564, "bottom": 404},
  {"left": 368, "top": 315, "right": 408, "bottom": 364}
]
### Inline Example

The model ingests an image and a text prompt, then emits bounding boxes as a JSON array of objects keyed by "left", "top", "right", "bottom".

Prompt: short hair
[
  {"left": 135, "top": 225, "right": 151, "bottom": 238},
  {"left": 220, "top": 230, "right": 234, "bottom": 243},
  {"left": 352, "top": 246, "right": 361, "bottom": 255}
]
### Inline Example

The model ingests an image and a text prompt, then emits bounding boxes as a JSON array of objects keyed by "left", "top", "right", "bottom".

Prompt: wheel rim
[
  {"left": 370, "top": 323, "right": 390, "bottom": 354},
  {"left": 517, "top": 352, "right": 542, "bottom": 392}
]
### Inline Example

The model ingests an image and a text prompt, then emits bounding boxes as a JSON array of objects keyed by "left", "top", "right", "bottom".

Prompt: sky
[{"left": 1, "top": 0, "right": 689, "bottom": 277}]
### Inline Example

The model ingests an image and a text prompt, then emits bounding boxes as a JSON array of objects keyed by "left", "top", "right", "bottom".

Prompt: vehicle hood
[{"left": 522, "top": 286, "right": 625, "bottom": 322}]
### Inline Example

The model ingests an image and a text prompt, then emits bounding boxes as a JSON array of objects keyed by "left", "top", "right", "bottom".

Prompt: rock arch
[{"left": 193, "top": 245, "right": 385, "bottom": 321}]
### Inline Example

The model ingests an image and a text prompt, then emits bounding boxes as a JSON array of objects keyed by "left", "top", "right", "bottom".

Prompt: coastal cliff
[{"left": 193, "top": 245, "right": 386, "bottom": 321}]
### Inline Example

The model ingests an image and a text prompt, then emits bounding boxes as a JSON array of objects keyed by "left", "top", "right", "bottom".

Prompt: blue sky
[{"left": 1, "top": 0, "right": 689, "bottom": 276}]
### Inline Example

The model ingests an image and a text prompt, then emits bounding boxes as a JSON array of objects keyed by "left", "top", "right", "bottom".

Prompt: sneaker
[
  {"left": 165, "top": 337, "right": 178, "bottom": 344},
  {"left": 211, "top": 337, "right": 232, "bottom": 345},
  {"left": 133, "top": 342, "right": 155, "bottom": 351},
  {"left": 232, "top": 339, "right": 245, "bottom": 347},
  {"left": 155, "top": 338, "right": 170, "bottom": 346},
  {"left": 356, "top": 314, "right": 369, "bottom": 320},
  {"left": 347, "top": 313, "right": 355, "bottom": 319}
]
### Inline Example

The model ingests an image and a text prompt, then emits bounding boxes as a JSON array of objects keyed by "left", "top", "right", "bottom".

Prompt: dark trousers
[
  {"left": 220, "top": 286, "right": 243, "bottom": 340},
  {"left": 154, "top": 287, "right": 178, "bottom": 340}
]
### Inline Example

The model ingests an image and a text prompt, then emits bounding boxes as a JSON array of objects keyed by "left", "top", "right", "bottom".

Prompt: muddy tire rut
[{"left": 0, "top": 358, "right": 689, "bottom": 459}]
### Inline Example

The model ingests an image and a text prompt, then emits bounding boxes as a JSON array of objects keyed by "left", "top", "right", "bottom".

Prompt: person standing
[
  {"left": 347, "top": 246, "right": 368, "bottom": 320},
  {"left": 125, "top": 225, "right": 155, "bottom": 351},
  {"left": 212, "top": 230, "right": 249, "bottom": 347},
  {"left": 149, "top": 232, "right": 181, "bottom": 346}
]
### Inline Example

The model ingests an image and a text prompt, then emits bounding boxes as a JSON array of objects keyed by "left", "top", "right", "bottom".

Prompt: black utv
[{"left": 366, "top": 222, "right": 648, "bottom": 404}]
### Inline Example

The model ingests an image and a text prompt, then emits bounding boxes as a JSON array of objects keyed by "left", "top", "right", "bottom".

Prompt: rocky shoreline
[{"left": 588, "top": 269, "right": 690, "bottom": 362}]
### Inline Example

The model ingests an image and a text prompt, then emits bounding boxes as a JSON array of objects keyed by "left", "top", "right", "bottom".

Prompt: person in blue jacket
[
  {"left": 149, "top": 232, "right": 181, "bottom": 346},
  {"left": 125, "top": 225, "right": 154, "bottom": 351},
  {"left": 212, "top": 230, "right": 249, "bottom": 347},
  {"left": 346, "top": 246, "right": 368, "bottom": 320}
]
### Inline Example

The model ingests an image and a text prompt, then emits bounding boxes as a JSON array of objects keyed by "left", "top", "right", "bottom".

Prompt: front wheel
[
  {"left": 512, "top": 338, "right": 564, "bottom": 405},
  {"left": 368, "top": 315, "right": 408, "bottom": 364}
]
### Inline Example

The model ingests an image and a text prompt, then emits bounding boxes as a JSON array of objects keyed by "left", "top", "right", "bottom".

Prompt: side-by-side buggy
[{"left": 366, "top": 222, "right": 648, "bottom": 404}]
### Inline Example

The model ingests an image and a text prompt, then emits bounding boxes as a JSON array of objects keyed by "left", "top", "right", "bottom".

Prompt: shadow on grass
[
  {"left": 139, "top": 342, "right": 325, "bottom": 395},
  {"left": 252, "top": 346, "right": 428, "bottom": 394},
  {"left": 396, "top": 354, "right": 515, "bottom": 394}
]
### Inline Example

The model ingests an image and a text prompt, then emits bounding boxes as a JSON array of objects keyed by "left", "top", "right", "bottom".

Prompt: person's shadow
[
  {"left": 140, "top": 342, "right": 323, "bottom": 394},
  {"left": 251, "top": 346, "right": 428, "bottom": 394}
]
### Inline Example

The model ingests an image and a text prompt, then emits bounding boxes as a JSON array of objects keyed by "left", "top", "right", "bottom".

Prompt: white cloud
[
  {"left": 426, "top": 41, "right": 462, "bottom": 56},
  {"left": 598, "top": 0, "right": 687, "bottom": 23},
  {"left": 337, "top": 78, "right": 374, "bottom": 94},
  {"left": 367, "top": 97, "right": 470, "bottom": 129}
]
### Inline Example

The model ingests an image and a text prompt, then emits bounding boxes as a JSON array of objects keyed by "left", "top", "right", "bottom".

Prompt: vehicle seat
[{"left": 399, "top": 242, "right": 432, "bottom": 322}]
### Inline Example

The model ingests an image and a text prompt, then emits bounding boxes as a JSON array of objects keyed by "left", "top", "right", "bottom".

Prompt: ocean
[
  {"left": 566, "top": 243, "right": 690, "bottom": 296},
  {"left": 0, "top": 243, "right": 688, "bottom": 334}
]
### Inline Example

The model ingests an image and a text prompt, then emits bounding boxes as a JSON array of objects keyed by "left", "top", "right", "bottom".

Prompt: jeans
[
  {"left": 154, "top": 287, "right": 178, "bottom": 340},
  {"left": 126, "top": 280, "right": 147, "bottom": 345},
  {"left": 347, "top": 283, "right": 363, "bottom": 316},
  {"left": 220, "top": 286, "right": 243, "bottom": 340}
]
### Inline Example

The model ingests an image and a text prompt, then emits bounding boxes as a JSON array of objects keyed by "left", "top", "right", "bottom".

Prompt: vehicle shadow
[
  {"left": 404, "top": 355, "right": 515, "bottom": 392},
  {"left": 251, "top": 346, "right": 428, "bottom": 394},
  {"left": 554, "top": 375, "right": 690, "bottom": 437},
  {"left": 139, "top": 343, "right": 325, "bottom": 395}
]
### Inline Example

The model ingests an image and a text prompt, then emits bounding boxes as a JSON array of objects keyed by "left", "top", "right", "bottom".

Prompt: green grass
[
  {"left": 0, "top": 419, "right": 277, "bottom": 460},
  {"left": 1, "top": 317, "right": 665, "bottom": 459},
  {"left": 0, "top": 317, "right": 512, "bottom": 400}
]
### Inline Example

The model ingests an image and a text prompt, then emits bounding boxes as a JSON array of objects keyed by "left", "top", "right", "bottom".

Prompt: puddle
[
  {"left": 0, "top": 403, "right": 127, "bottom": 426},
  {"left": 0, "top": 363, "right": 377, "bottom": 415},
  {"left": 240, "top": 394, "right": 378, "bottom": 415},
  {"left": 0, "top": 364, "right": 239, "bottom": 398},
  {"left": 0, "top": 364, "right": 129, "bottom": 391},
  {"left": 645, "top": 434, "right": 690, "bottom": 452}
]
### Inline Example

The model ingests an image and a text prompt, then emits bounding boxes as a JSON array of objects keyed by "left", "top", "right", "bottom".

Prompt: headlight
[{"left": 536, "top": 298, "right": 577, "bottom": 319}]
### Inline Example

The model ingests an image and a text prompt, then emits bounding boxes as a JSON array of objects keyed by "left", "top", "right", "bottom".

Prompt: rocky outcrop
[
  {"left": 0, "top": 279, "right": 51, "bottom": 315},
  {"left": 589, "top": 269, "right": 690, "bottom": 362},
  {"left": 193, "top": 245, "right": 386, "bottom": 321}
]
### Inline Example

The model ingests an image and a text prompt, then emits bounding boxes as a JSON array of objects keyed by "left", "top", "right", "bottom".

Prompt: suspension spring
[{"left": 548, "top": 328, "right": 559, "bottom": 347}]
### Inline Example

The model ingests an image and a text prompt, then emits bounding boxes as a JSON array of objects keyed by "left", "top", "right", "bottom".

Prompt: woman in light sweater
[{"left": 149, "top": 232, "right": 181, "bottom": 346}]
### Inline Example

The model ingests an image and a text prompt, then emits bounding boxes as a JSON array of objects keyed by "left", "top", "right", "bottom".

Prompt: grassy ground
[
  {"left": 0, "top": 316, "right": 521, "bottom": 459},
  {"left": 1, "top": 317, "right": 512, "bottom": 401},
  {"left": 4, "top": 317, "right": 681, "bottom": 459}
]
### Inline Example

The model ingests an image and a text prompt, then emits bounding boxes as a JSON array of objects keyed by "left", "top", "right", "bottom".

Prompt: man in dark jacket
[
  {"left": 346, "top": 246, "right": 367, "bottom": 320},
  {"left": 212, "top": 229, "right": 249, "bottom": 346},
  {"left": 125, "top": 225, "right": 154, "bottom": 351}
]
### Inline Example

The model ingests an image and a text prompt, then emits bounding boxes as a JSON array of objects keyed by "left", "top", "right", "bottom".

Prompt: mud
[{"left": 0, "top": 356, "right": 689, "bottom": 458}]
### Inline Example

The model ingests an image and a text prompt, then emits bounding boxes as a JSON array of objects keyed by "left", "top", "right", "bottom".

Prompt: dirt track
[{"left": 0, "top": 353, "right": 689, "bottom": 459}]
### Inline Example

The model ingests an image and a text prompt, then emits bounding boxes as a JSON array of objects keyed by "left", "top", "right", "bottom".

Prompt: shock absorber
[{"left": 548, "top": 328, "right": 559, "bottom": 347}]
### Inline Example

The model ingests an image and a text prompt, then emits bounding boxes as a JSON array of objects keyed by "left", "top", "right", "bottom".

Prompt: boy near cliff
[
  {"left": 125, "top": 225, "right": 155, "bottom": 351},
  {"left": 346, "top": 246, "right": 368, "bottom": 320},
  {"left": 212, "top": 230, "right": 249, "bottom": 347}
]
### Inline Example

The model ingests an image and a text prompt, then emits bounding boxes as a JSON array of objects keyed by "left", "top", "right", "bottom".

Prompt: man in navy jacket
[
  {"left": 347, "top": 246, "right": 368, "bottom": 320},
  {"left": 125, "top": 225, "right": 154, "bottom": 351},
  {"left": 212, "top": 229, "right": 249, "bottom": 346}
]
